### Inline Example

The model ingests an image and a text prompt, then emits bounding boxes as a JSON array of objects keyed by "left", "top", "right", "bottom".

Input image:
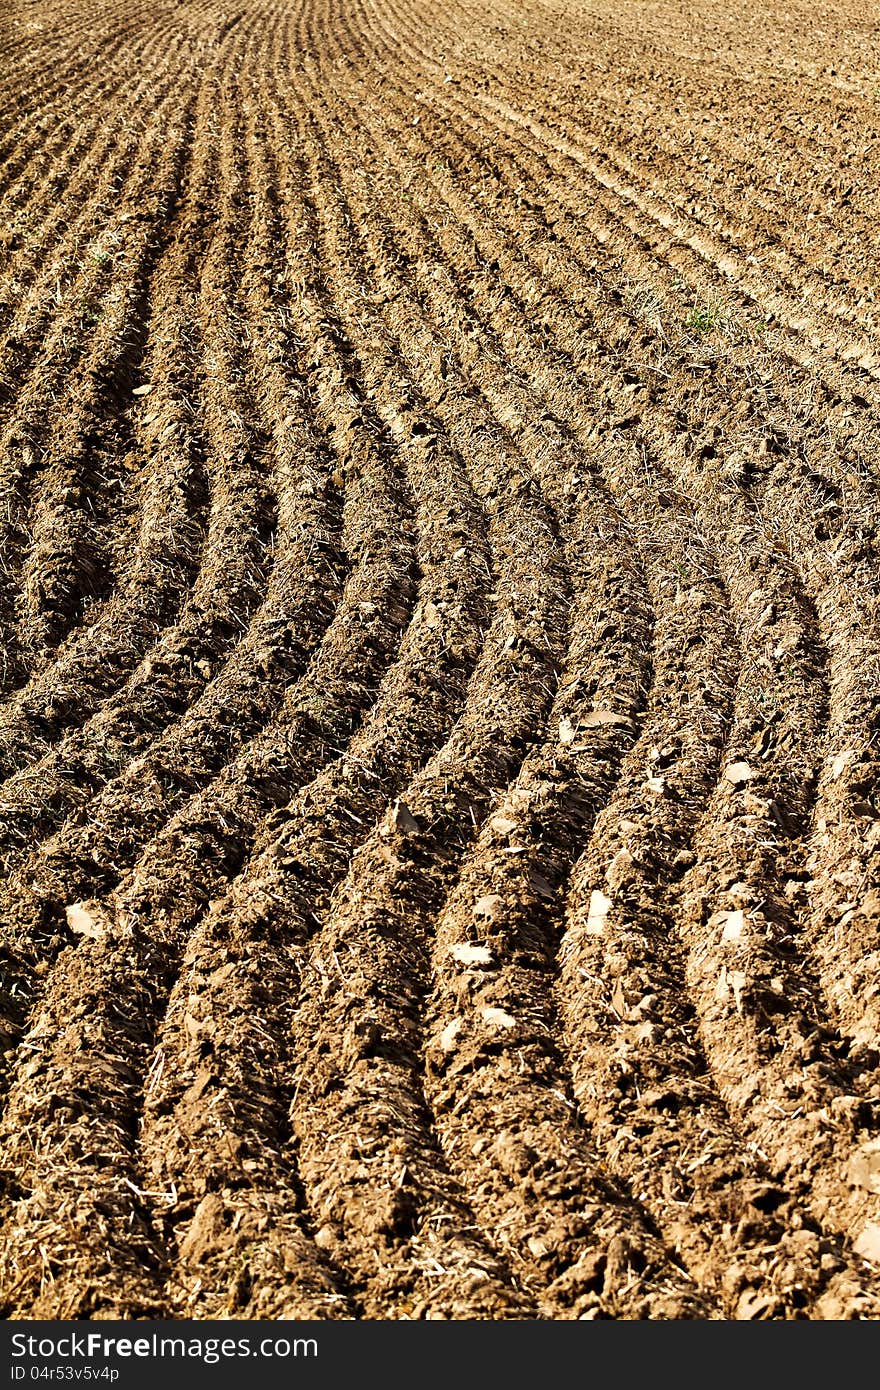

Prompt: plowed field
[{"left": 2, "top": 0, "right": 880, "bottom": 1322}]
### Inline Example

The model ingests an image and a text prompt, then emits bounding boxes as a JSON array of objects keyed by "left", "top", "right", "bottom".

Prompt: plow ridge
[{"left": 1, "top": 0, "right": 880, "bottom": 1320}]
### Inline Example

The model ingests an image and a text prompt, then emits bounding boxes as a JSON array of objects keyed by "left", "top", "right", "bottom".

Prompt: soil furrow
[
  {"left": 373, "top": 0, "right": 880, "bottom": 357},
  {"left": 2, "top": 0, "right": 880, "bottom": 1322},
  {"left": 321, "top": 40, "right": 880, "bottom": 1306}
]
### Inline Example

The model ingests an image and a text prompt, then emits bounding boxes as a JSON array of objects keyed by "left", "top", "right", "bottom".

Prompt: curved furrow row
[
  {"left": 352, "top": 0, "right": 880, "bottom": 473},
  {"left": 134, "top": 469, "right": 487, "bottom": 1317},
  {"left": 0, "top": 22, "right": 203, "bottom": 377},
  {"left": 0, "top": 2, "right": 430, "bottom": 1312},
  {"left": 0, "top": 0, "right": 250, "bottom": 182},
  {"left": 0, "top": 140, "right": 227, "bottom": 889},
  {"left": 2, "top": 0, "right": 880, "bottom": 1323},
  {"left": 555, "top": 503, "right": 874, "bottom": 1316},
  {"left": 741, "top": 471, "right": 880, "bottom": 1060},
  {"left": 0, "top": 7, "right": 344, "bottom": 1003},
  {"left": 361, "top": 65, "right": 878, "bottom": 1128},
  {"left": 418, "top": 512, "right": 730, "bottom": 1321},
  {"left": 21, "top": 53, "right": 421, "bottom": 1040},
  {"left": 133, "top": 435, "right": 483, "bottom": 1316},
  {"left": 0, "top": 7, "right": 153, "bottom": 136},
  {"left": 14, "top": 123, "right": 202, "bottom": 665},
  {"left": 480, "top": 90, "right": 878, "bottom": 372},
  {"left": 0, "top": 13, "right": 306, "bottom": 1024},
  {"left": 801, "top": 616, "right": 880, "bottom": 1046},
  {"left": 0, "top": 17, "right": 188, "bottom": 226},
  {"left": 0, "top": 8, "right": 347, "bottom": 1315},
  {"left": 0, "top": 84, "right": 237, "bottom": 923},
  {"left": 0, "top": 48, "right": 296, "bottom": 866},
  {"left": 126, "top": 22, "right": 569, "bottom": 1318},
  {"left": 0, "top": 57, "right": 206, "bottom": 690},
  {"left": 381, "top": 0, "right": 880, "bottom": 331},
  {"left": 357, "top": 21, "right": 880, "bottom": 780},
  {"left": 322, "top": 102, "right": 756, "bottom": 1317},
  {"left": 354, "top": 1, "right": 880, "bottom": 786},
  {"left": 0, "top": 0, "right": 255, "bottom": 195},
  {"left": 0, "top": 8, "right": 260, "bottom": 439},
  {"left": 293, "top": 36, "right": 719, "bottom": 1314},
  {"left": 541, "top": 2, "right": 880, "bottom": 297},
  {"left": 376, "top": 0, "right": 880, "bottom": 359},
  {"left": 354, "top": 0, "right": 880, "bottom": 405},
  {"left": 65, "top": 66, "right": 421, "bottom": 993},
  {"left": 415, "top": 524, "right": 711, "bottom": 1317},
  {"left": 319, "top": 29, "right": 878, "bottom": 1312},
  {"left": 246, "top": 13, "right": 706, "bottom": 1312},
  {"left": 0, "top": 0, "right": 241, "bottom": 110},
  {"left": 128, "top": 133, "right": 513, "bottom": 1333},
  {"left": 0, "top": 94, "right": 224, "bottom": 861},
  {"left": 453, "top": 87, "right": 880, "bottom": 400},
  {"left": 336, "top": 71, "right": 877, "bottom": 1310}
]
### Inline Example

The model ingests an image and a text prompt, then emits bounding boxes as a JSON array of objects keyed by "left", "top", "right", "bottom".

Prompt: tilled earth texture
[{"left": 1, "top": 0, "right": 880, "bottom": 1325}]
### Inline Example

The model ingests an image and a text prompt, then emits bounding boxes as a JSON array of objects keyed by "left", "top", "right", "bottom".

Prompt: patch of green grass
[{"left": 685, "top": 302, "right": 722, "bottom": 334}]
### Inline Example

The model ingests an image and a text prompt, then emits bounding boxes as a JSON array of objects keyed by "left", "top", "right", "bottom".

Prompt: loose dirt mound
[{"left": 1, "top": 0, "right": 880, "bottom": 1320}]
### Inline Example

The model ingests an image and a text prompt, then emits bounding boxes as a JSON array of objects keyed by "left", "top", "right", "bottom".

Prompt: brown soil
[{"left": 1, "top": 0, "right": 880, "bottom": 1321}]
